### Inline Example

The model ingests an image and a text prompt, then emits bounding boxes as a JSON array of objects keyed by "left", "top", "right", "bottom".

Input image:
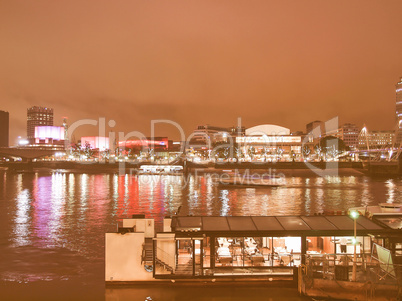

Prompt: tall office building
[
  {"left": 305, "top": 120, "right": 325, "bottom": 142},
  {"left": 324, "top": 123, "right": 359, "bottom": 150},
  {"left": 27, "top": 106, "right": 53, "bottom": 142},
  {"left": 306, "top": 120, "right": 326, "bottom": 136},
  {"left": 340, "top": 123, "right": 359, "bottom": 150},
  {"left": 396, "top": 77, "right": 402, "bottom": 144},
  {"left": 0, "top": 110, "right": 9, "bottom": 147}
]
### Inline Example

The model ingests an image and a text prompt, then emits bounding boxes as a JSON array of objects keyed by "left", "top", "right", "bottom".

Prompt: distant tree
[
  {"left": 262, "top": 147, "right": 270, "bottom": 161},
  {"left": 84, "top": 142, "right": 94, "bottom": 158},
  {"left": 314, "top": 144, "right": 324, "bottom": 161},
  {"left": 302, "top": 145, "right": 311, "bottom": 158},
  {"left": 248, "top": 146, "right": 256, "bottom": 159},
  {"left": 234, "top": 145, "right": 243, "bottom": 160},
  {"left": 319, "top": 136, "right": 348, "bottom": 154},
  {"left": 276, "top": 147, "right": 283, "bottom": 160},
  {"left": 216, "top": 146, "right": 229, "bottom": 159},
  {"left": 100, "top": 149, "right": 110, "bottom": 160},
  {"left": 212, "top": 142, "right": 231, "bottom": 160},
  {"left": 290, "top": 150, "right": 296, "bottom": 162}
]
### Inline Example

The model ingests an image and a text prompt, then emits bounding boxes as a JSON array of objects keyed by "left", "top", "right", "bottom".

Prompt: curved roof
[{"left": 246, "top": 124, "right": 290, "bottom": 136}]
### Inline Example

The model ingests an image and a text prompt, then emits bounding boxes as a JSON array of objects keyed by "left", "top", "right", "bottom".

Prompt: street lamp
[{"left": 350, "top": 210, "right": 359, "bottom": 281}]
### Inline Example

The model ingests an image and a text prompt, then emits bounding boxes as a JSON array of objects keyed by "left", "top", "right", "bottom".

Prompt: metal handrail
[
  {"left": 155, "top": 246, "right": 176, "bottom": 272},
  {"left": 302, "top": 253, "right": 401, "bottom": 285}
]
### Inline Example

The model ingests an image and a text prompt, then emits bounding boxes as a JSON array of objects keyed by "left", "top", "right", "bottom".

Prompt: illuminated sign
[
  {"left": 35, "top": 126, "right": 64, "bottom": 140},
  {"left": 236, "top": 135, "right": 301, "bottom": 144}
]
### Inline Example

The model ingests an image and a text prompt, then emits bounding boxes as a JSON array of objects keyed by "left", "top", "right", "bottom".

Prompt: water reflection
[
  {"left": 219, "top": 189, "right": 230, "bottom": 215},
  {"left": 1, "top": 172, "right": 401, "bottom": 286},
  {"left": 386, "top": 179, "right": 395, "bottom": 203},
  {"left": 14, "top": 188, "right": 31, "bottom": 247}
]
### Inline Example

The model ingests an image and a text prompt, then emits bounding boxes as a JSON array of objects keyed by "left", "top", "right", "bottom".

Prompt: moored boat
[{"left": 348, "top": 203, "right": 402, "bottom": 217}]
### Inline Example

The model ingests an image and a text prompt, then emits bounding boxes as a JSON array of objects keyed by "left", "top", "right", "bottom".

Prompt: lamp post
[{"left": 350, "top": 210, "right": 359, "bottom": 281}]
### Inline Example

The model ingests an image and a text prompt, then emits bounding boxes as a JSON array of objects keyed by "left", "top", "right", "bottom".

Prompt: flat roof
[{"left": 172, "top": 215, "right": 392, "bottom": 236}]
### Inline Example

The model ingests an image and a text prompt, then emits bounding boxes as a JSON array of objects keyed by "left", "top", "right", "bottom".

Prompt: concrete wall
[
  {"left": 105, "top": 232, "right": 154, "bottom": 281},
  {"left": 122, "top": 218, "right": 154, "bottom": 238},
  {"left": 163, "top": 218, "right": 172, "bottom": 232}
]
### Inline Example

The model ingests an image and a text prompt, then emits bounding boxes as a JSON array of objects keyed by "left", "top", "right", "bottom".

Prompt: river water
[{"left": 0, "top": 170, "right": 400, "bottom": 300}]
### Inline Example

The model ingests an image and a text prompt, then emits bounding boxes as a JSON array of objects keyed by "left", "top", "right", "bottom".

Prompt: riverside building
[
  {"left": 189, "top": 124, "right": 245, "bottom": 148},
  {"left": 325, "top": 123, "right": 360, "bottom": 150},
  {"left": 27, "top": 106, "right": 54, "bottom": 143},
  {"left": 358, "top": 130, "right": 395, "bottom": 149},
  {"left": 0, "top": 110, "right": 9, "bottom": 147},
  {"left": 105, "top": 214, "right": 401, "bottom": 284},
  {"left": 235, "top": 125, "right": 303, "bottom": 161}
]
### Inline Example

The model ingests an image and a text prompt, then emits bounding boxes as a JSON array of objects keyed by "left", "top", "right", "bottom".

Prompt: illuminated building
[
  {"left": 358, "top": 130, "right": 394, "bottom": 148},
  {"left": 305, "top": 120, "right": 327, "bottom": 143},
  {"left": 306, "top": 120, "right": 325, "bottom": 139},
  {"left": 326, "top": 123, "right": 359, "bottom": 150},
  {"left": 81, "top": 136, "right": 110, "bottom": 151},
  {"left": 118, "top": 137, "right": 173, "bottom": 161},
  {"left": 119, "top": 137, "right": 169, "bottom": 151},
  {"left": 189, "top": 124, "right": 245, "bottom": 148},
  {"left": 236, "top": 125, "right": 302, "bottom": 161},
  {"left": 396, "top": 77, "right": 402, "bottom": 144},
  {"left": 35, "top": 126, "right": 64, "bottom": 141},
  {"left": 340, "top": 123, "right": 359, "bottom": 150},
  {"left": 0, "top": 110, "right": 9, "bottom": 147},
  {"left": 29, "top": 126, "right": 65, "bottom": 149},
  {"left": 246, "top": 124, "right": 290, "bottom": 136},
  {"left": 27, "top": 106, "right": 53, "bottom": 143}
]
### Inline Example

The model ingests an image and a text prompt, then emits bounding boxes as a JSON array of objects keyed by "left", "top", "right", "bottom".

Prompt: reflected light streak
[
  {"left": 13, "top": 189, "right": 31, "bottom": 247},
  {"left": 80, "top": 174, "right": 88, "bottom": 213},
  {"left": 361, "top": 178, "right": 370, "bottom": 207},
  {"left": 385, "top": 179, "right": 395, "bottom": 203},
  {"left": 304, "top": 188, "right": 312, "bottom": 214},
  {"left": 68, "top": 173, "right": 75, "bottom": 200},
  {"left": 219, "top": 190, "right": 230, "bottom": 216},
  {"left": 48, "top": 173, "right": 66, "bottom": 243}
]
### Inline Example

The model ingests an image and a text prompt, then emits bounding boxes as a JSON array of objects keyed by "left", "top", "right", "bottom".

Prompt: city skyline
[
  {"left": 2, "top": 2, "right": 402, "bottom": 300},
  {"left": 1, "top": 1, "right": 402, "bottom": 142},
  {"left": 0, "top": 98, "right": 401, "bottom": 146}
]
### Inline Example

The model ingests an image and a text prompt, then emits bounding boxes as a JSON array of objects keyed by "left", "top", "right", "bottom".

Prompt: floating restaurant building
[{"left": 105, "top": 214, "right": 401, "bottom": 290}]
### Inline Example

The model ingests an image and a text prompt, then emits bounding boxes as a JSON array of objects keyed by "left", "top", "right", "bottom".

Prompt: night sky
[{"left": 1, "top": 0, "right": 402, "bottom": 143}]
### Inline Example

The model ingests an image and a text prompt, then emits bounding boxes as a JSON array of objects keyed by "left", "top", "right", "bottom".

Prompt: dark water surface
[{"left": 0, "top": 171, "right": 400, "bottom": 300}]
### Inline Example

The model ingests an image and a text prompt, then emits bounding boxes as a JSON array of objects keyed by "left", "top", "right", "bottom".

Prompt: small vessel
[
  {"left": 378, "top": 202, "right": 402, "bottom": 213},
  {"left": 348, "top": 203, "right": 402, "bottom": 217},
  {"left": 138, "top": 165, "right": 183, "bottom": 175}
]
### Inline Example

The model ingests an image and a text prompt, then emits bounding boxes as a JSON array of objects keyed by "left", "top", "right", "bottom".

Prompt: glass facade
[
  {"left": 154, "top": 234, "right": 384, "bottom": 278},
  {"left": 152, "top": 215, "right": 397, "bottom": 279}
]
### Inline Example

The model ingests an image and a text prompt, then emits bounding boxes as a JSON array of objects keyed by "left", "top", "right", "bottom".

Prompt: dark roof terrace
[{"left": 171, "top": 215, "right": 392, "bottom": 237}]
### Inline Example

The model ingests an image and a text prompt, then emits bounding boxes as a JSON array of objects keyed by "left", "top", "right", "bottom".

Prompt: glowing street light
[
  {"left": 350, "top": 210, "right": 359, "bottom": 281},
  {"left": 18, "top": 139, "right": 29, "bottom": 146}
]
